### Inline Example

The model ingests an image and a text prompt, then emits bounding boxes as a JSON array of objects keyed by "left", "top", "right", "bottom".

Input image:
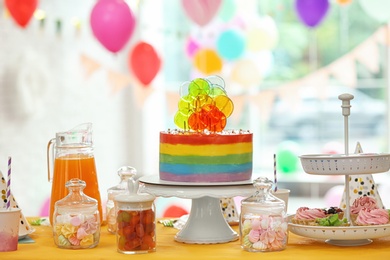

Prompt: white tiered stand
[
  {"left": 139, "top": 175, "right": 255, "bottom": 244},
  {"left": 289, "top": 94, "right": 390, "bottom": 246}
]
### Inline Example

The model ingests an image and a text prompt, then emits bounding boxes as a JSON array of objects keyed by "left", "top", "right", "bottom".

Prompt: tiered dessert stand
[
  {"left": 289, "top": 93, "right": 390, "bottom": 246},
  {"left": 139, "top": 175, "right": 255, "bottom": 244}
]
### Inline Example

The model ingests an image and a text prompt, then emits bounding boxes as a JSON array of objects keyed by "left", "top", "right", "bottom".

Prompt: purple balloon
[
  {"left": 90, "top": 0, "right": 136, "bottom": 53},
  {"left": 295, "top": 0, "right": 329, "bottom": 28}
]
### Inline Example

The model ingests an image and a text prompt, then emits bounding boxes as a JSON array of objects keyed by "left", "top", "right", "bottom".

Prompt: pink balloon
[
  {"left": 90, "top": 0, "right": 136, "bottom": 53},
  {"left": 181, "top": 0, "right": 222, "bottom": 27}
]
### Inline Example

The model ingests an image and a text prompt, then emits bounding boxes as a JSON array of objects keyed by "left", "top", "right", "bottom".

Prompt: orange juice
[{"left": 49, "top": 155, "right": 103, "bottom": 224}]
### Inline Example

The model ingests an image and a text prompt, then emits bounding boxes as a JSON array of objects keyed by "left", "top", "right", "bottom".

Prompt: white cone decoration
[
  {"left": 1, "top": 171, "right": 33, "bottom": 238},
  {"left": 339, "top": 142, "right": 385, "bottom": 210},
  {"left": 220, "top": 198, "right": 239, "bottom": 225}
]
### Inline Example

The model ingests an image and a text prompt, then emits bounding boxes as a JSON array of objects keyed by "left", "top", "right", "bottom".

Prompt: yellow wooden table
[{"left": 3, "top": 220, "right": 390, "bottom": 259}]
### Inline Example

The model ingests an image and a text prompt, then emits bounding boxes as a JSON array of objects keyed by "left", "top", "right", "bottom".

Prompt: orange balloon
[
  {"left": 336, "top": 0, "right": 352, "bottom": 5},
  {"left": 193, "top": 48, "right": 223, "bottom": 75}
]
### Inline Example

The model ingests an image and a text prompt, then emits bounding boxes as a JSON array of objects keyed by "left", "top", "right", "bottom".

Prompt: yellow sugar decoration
[{"left": 80, "top": 234, "right": 94, "bottom": 246}]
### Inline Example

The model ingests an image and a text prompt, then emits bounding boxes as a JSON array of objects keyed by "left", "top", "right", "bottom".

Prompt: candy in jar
[
  {"left": 106, "top": 166, "right": 137, "bottom": 234},
  {"left": 240, "top": 177, "right": 288, "bottom": 252},
  {"left": 114, "top": 179, "right": 156, "bottom": 254},
  {"left": 53, "top": 178, "right": 100, "bottom": 249}
]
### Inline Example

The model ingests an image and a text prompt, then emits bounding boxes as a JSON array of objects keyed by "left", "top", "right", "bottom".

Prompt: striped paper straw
[
  {"left": 6, "top": 156, "right": 11, "bottom": 210},
  {"left": 273, "top": 153, "right": 277, "bottom": 192}
]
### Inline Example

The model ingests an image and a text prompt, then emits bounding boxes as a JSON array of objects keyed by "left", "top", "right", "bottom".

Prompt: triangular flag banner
[
  {"left": 107, "top": 70, "right": 132, "bottom": 94},
  {"left": 372, "top": 26, "right": 389, "bottom": 46},
  {"left": 328, "top": 53, "right": 357, "bottom": 87},
  {"left": 249, "top": 90, "right": 276, "bottom": 123},
  {"left": 80, "top": 54, "right": 102, "bottom": 78},
  {"left": 166, "top": 91, "right": 180, "bottom": 116},
  {"left": 339, "top": 142, "right": 385, "bottom": 210},
  {"left": 353, "top": 38, "right": 380, "bottom": 74},
  {"left": 0, "top": 171, "right": 33, "bottom": 237},
  {"left": 133, "top": 82, "right": 155, "bottom": 108},
  {"left": 229, "top": 94, "right": 246, "bottom": 124}
]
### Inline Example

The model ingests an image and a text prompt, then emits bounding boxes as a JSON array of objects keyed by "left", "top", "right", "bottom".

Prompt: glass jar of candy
[
  {"left": 114, "top": 179, "right": 156, "bottom": 254},
  {"left": 240, "top": 177, "right": 288, "bottom": 252},
  {"left": 106, "top": 166, "right": 137, "bottom": 234},
  {"left": 53, "top": 178, "right": 100, "bottom": 249}
]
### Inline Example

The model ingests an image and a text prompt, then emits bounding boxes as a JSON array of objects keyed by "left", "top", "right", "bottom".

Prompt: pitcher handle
[{"left": 47, "top": 138, "right": 56, "bottom": 182}]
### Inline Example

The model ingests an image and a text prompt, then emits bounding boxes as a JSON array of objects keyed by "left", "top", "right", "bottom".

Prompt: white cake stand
[
  {"left": 292, "top": 94, "right": 390, "bottom": 246},
  {"left": 139, "top": 175, "right": 255, "bottom": 244}
]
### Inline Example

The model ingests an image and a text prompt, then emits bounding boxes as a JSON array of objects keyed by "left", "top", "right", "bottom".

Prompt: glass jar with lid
[
  {"left": 106, "top": 166, "right": 137, "bottom": 234},
  {"left": 240, "top": 177, "right": 288, "bottom": 252},
  {"left": 53, "top": 178, "right": 100, "bottom": 249},
  {"left": 114, "top": 179, "right": 156, "bottom": 254}
]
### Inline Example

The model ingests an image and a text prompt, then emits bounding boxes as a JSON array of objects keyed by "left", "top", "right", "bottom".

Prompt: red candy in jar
[{"left": 114, "top": 182, "right": 156, "bottom": 254}]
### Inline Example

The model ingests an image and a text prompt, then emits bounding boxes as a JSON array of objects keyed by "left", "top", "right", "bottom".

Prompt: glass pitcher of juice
[{"left": 47, "top": 123, "right": 103, "bottom": 224}]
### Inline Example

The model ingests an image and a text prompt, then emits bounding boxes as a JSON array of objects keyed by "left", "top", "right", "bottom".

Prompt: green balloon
[
  {"left": 276, "top": 141, "right": 299, "bottom": 174},
  {"left": 218, "top": 0, "right": 236, "bottom": 22}
]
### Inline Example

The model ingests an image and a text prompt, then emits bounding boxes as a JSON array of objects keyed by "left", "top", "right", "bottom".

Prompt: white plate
[
  {"left": 140, "top": 175, "right": 254, "bottom": 187},
  {"left": 19, "top": 227, "right": 35, "bottom": 240},
  {"left": 288, "top": 215, "right": 390, "bottom": 242},
  {"left": 299, "top": 153, "right": 390, "bottom": 175}
]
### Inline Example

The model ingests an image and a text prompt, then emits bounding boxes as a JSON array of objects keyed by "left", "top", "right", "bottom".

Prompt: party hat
[
  {"left": 1, "top": 171, "right": 33, "bottom": 238},
  {"left": 339, "top": 142, "right": 385, "bottom": 210}
]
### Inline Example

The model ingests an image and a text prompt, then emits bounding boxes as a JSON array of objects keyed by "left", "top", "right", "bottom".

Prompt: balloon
[
  {"left": 39, "top": 197, "right": 50, "bottom": 217},
  {"left": 218, "top": 0, "right": 236, "bottom": 22},
  {"left": 276, "top": 141, "right": 300, "bottom": 174},
  {"left": 163, "top": 205, "right": 189, "bottom": 218},
  {"left": 324, "top": 185, "right": 344, "bottom": 207},
  {"left": 246, "top": 16, "right": 279, "bottom": 51},
  {"left": 129, "top": 42, "right": 161, "bottom": 86},
  {"left": 230, "top": 59, "right": 262, "bottom": 87},
  {"left": 216, "top": 29, "right": 245, "bottom": 60},
  {"left": 181, "top": 0, "right": 222, "bottom": 27},
  {"left": 322, "top": 141, "right": 344, "bottom": 154},
  {"left": 193, "top": 48, "right": 223, "bottom": 74},
  {"left": 336, "top": 0, "right": 352, "bottom": 5},
  {"left": 359, "top": 0, "right": 390, "bottom": 23},
  {"left": 5, "top": 0, "right": 38, "bottom": 28},
  {"left": 90, "top": 0, "right": 136, "bottom": 53},
  {"left": 294, "top": 0, "right": 330, "bottom": 28}
]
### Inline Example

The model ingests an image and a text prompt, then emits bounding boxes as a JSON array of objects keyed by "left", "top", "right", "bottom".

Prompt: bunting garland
[{"left": 79, "top": 24, "right": 390, "bottom": 119}]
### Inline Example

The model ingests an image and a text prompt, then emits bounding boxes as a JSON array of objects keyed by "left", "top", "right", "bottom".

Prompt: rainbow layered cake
[
  {"left": 160, "top": 130, "right": 253, "bottom": 182},
  {"left": 159, "top": 76, "right": 253, "bottom": 183}
]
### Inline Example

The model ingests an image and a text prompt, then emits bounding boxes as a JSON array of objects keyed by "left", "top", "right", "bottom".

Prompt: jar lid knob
[{"left": 253, "top": 177, "right": 273, "bottom": 191}]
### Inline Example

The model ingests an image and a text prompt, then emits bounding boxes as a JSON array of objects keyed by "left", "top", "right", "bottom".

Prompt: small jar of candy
[
  {"left": 240, "top": 177, "right": 288, "bottom": 252},
  {"left": 53, "top": 178, "right": 100, "bottom": 249},
  {"left": 106, "top": 166, "right": 137, "bottom": 234},
  {"left": 114, "top": 179, "right": 156, "bottom": 254}
]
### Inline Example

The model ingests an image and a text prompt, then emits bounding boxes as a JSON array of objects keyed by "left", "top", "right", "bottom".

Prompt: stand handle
[
  {"left": 338, "top": 93, "right": 354, "bottom": 116},
  {"left": 338, "top": 93, "right": 354, "bottom": 225}
]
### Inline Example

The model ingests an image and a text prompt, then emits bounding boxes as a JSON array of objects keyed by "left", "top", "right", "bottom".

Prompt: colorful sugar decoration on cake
[{"left": 159, "top": 76, "right": 253, "bottom": 183}]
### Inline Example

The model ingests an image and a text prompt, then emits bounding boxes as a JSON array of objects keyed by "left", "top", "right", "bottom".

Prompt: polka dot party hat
[
  {"left": 1, "top": 170, "right": 33, "bottom": 238},
  {"left": 339, "top": 142, "right": 385, "bottom": 210}
]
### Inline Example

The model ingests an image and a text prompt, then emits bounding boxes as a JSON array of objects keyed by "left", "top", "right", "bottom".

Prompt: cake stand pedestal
[{"left": 139, "top": 175, "right": 255, "bottom": 244}]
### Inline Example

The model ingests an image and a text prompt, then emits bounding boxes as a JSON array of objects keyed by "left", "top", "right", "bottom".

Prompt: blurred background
[{"left": 1, "top": 0, "right": 390, "bottom": 218}]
